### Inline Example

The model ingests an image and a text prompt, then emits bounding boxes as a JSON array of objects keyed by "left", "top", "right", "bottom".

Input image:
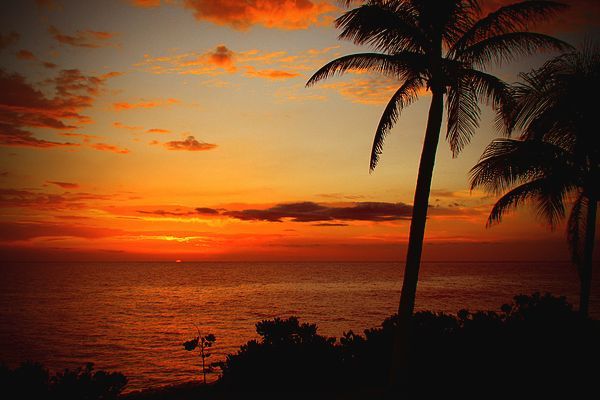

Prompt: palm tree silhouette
[
  {"left": 471, "top": 41, "right": 599, "bottom": 317},
  {"left": 307, "top": 0, "right": 569, "bottom": 386}
]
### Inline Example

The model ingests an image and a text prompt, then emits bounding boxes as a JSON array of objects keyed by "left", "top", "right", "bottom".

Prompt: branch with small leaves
[{"left": 182, "top": 328, "right": 217, "bottom": 384}]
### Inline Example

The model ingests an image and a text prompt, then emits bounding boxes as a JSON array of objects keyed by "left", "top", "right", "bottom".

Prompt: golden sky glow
[{"left": 1, "top": 0, "right": 598, "bottom": 261}]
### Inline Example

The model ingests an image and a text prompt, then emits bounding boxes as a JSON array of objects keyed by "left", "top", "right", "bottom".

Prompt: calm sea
[{"left": 0, "top": 261, "right": 598, "bottom": 391}]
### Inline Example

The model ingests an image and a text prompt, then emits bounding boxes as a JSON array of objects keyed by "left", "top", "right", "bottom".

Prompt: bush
[
  {"left": 0, "top": 362, "right": 127, "bottom": 400},
  {"left": 216, "top": 293, "right": 599, "bottom": 393}
]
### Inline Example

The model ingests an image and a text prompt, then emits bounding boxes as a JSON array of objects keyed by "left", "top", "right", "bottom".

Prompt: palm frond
[
  {"left": 336, "top": 2, "right": 427, "bottom": 53},
  {"left": 446, "top": 77, "right": 480, "bottom": 156},
  {"left": 449, "top": 1, "right": 568, "bottom": 56},
  {"left": 456, "top": 32, "right": 571, "bottom": 68},
  {"left": 305, "top": 52, "right": 425, "bottom": 87},
  {"left": 370, "top": 75, "right": 423, "bottom": 171},
  {"left": 567, "top": 191, "right": 588, "bottom": 269},
  {"left": 486, "top": 177, "right": 547, "bottom": 226},
  {"left": 469, "top": 138, "right": 570, "bottom": 194}
]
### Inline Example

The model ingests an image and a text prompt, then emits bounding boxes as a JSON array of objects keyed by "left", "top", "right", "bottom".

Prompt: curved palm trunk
[
  {"left": 580, "top": 196, "right": 597, "bottom": 317},
  {"left": 390, "top": 87, "right": 444, "bottom": 388}
]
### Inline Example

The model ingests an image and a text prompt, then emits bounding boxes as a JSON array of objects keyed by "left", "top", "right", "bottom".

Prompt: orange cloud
[
  {"left": 244, "top": 66, "right": 300, "bottom": 80},
  {"left": 48, "top": 25, "right": 117, "bottom": 48},
  {"left": 16, "top": 49, "right": 35, "bottom": 61},
  {"left": 207, "top": 45, "right": 235, "bottom": 70},
  {"left": 91, "top": 142, "right": 130, "bottom": 154},
  {"left": 0, "top": 68, "right": 118, "bottom": 148},
  {"left": 112, "top": 98, "right": 179, "bottom": 111},
  {"left": 129, "top": 0, "right": 161, "bottom": 7},
  {"left": 138, "top": 44, "right": 337, "bottom": 82},
  {"left": 147, "top": 128, "right": 170, "bottom": 134},
  {"left": 164, "top": 136, "right": 217, "bottom": 151},
  {"left": 113, "top": 121, "right": 142, "bottom": 131},
  {"left": 183, "top": 0, "right": 336, "bottom": 30},
  {"left": 47, "top": 181, "right": 80, "bottom": 189}
]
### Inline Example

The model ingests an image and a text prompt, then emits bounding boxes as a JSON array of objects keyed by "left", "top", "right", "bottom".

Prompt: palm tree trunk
[
  {"left": 579, "top": 195, "right": 597, "bottom": 317},
  {"left": 390, "top": 87, "right": 444, "bottom": 388}
]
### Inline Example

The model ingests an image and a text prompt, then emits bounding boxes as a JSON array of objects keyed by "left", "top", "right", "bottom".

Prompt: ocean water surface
[{"left": 0, "top": 261, "right": 597, "bottom": 391}]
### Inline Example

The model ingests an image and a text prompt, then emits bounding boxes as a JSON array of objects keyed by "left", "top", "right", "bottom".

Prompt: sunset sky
[{"left": 1, "top": 0, "right": 598, "bottom": 262}]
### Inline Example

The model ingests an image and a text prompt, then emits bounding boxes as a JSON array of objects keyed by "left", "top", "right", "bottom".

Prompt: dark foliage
[
  {"left": 0, "top": 362, "right": 127, "bottom": 400},
  {"left": 215, "top": 317, "right": 339, "bottom": 390},
  {"left": 215, "top": 294, "right": 599, "bottom": 395}
]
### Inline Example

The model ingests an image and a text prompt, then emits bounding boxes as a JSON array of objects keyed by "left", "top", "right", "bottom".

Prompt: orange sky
[{"left": 0, "top": 0, "right": 598, "bottom": 262}]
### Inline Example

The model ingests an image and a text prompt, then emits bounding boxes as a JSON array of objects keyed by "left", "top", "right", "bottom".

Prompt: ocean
[{"left": 0, "top": 261, "right": 597, "bottom": 392}]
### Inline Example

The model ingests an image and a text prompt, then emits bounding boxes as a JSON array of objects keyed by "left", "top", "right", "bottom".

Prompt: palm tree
[
  {"left": 470, "top": 42, "right": 599, "bottom": 317},
  {"left": 306, "top": 0, "right": 569, "bottom": 385}
]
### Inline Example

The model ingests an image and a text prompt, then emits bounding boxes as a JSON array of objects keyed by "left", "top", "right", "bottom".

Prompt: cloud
[
  {"left": 136, "top": 207, "right": 220, "bottom": 217},
  {"left": 0, "top": 68, "right": 118, "bottom": 149},
  {"left": 48, "top": 26, "right": 117, "bottom": 48},
  {"left": 0, "top": 31, "right": 19, "bottom": 50},
  {"left": 113, "top": 121, "right": 143, "bottom": 131},
  {"left": 321, "top": 76, "right": 426, "bottom": 105},
  {"left": 244, "top": 66, "right": 300, "bottom": 80},
  {"left": 16, "top": 49, "right": 36, "bottom": 60},
  {"left": 182, "top": 0, "right": 335, "bottom": 30},
  {"left": 206, "top": 45, "right": 236, "bottom": 71},
  {"left": 139, "top": 45, "right": 239, "bottom": 76},
  {"left": 0, "top": 221, "right": 124, "bottom": 241},
  {"left": 195, "top": 207, "right": 220, "bottom": 215},
  {"left": 223, "top": 201, "right": 413, "bottom": 222},
  {"left": 147, "top": 128, "right": 170, "bottom": 134},
  {"left": 138, "top": 44, "right": 338, "bottom": 85},
  {"left": 163, "top": 136, "right": 217, "bottom": 151},
  {"left": 35, "top": 0, "right": 62, "bottom": 10},
  {"left": 129, "top": 0, "right": 161, "bottom": 7},
  {"left": 112, "top": 98, "right": 179, "bottom": 111},
  {"left": 91, "top": 142, "right": 130, "bottom": 154},
  {"left": 0, "top": 188, "right": 113, "bottom": 210},
  {"left": 47, "top": 181, "right": 80, "bottom": 189}
]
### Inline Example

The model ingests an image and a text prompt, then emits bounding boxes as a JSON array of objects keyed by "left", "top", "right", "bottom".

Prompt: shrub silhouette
[
  {"left": 216, "top": 316, "right": 340, "bottom": 391},
  {"left": 0, "top": 362, "right": 126, "bottom": 399},
  {"left": 216, "top": 294, "right": 599, "bottom": 394}
]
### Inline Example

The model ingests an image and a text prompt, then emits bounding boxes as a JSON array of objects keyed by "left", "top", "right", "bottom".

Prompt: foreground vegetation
[{"left": 3, "top": 293, "right": 598, "bottom": 399}]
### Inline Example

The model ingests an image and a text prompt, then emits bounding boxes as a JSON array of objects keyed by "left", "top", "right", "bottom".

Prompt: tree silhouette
[
  {"left": 183, "top": 330, "right": 217, "bottom": 384},
  {"left": 470, "top": 41, "right": 599, "bottom": 316},
  {"left": 307, "top": 0, "right": 569, "bottom": 386}
]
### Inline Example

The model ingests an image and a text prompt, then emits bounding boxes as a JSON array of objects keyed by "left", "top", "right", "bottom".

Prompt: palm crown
[
  {"left": 470, "top": 42, "right": 599, "bottom": 314},
  {"left": 308, "top": 0, "right": 571, "bottom": 382},
  {"left": 307, "top": 0, "right": 570, "bottom": 169}
]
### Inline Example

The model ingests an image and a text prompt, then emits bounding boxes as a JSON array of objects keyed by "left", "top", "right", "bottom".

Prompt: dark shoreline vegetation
[{"left": 2, "top": 293, "right": 598, "bottom": 399}]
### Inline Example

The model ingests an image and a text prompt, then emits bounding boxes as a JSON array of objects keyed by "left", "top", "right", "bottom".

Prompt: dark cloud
[
  {"left": 48, "top": 26, "right": 117, "bottom": 48},
  {"left": 311, "top": 222, "right": 349, "bottom": 227},
  {"left": 164, "top": 136, "right": 217, "bottom": 151},
  {"left": 16, "top": 49, "right": 36, "bottom": 60},
  {"left": 47, "top": 181, "right": 80, "bottom": 189},
  {"left": 0, "top": 221, "right": 123, "bottom": 241},
  {"left": 0, "top": 31, "right": 19, "bottom": 50},
  {"left": 0, "top": 68, "right": 119, "bottom": 149},
  {"left": 137, "top": 207, "right": 220, "bottom": 217},
  {"left": 195, "top": 207, "right": 220, "bottom": 215},
  {"left": 0, "top": 188, "right": 112, "bottom": 210},
  {"left": 223, "top": 201, "right": 413, "bottom": 222}
]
